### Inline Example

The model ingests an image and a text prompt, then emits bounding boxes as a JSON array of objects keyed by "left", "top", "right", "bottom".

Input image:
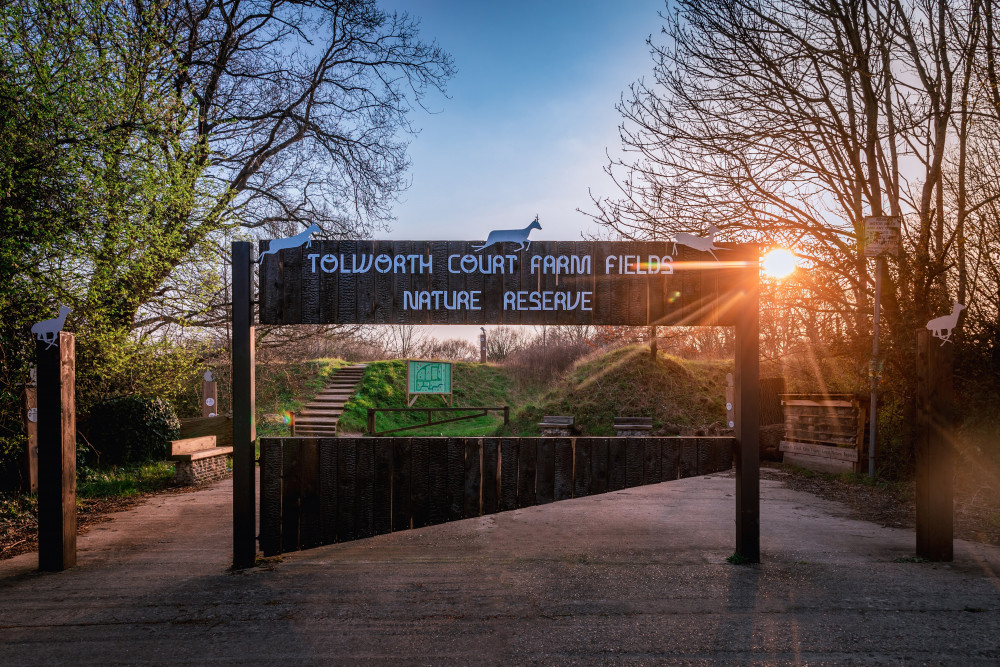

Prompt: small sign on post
[
  {"left": 863, "top": 216, "right": 902, "bottom": 257},
  {"left": 407, "top": 360, "right": 452, "bottom": 407},
  {"left": 202, "top": 370, "right": 218, "bottom": 417}
]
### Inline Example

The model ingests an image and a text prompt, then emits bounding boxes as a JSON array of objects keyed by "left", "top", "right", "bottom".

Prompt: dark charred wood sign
[{"left": 258, "top": 240, "right": 757, "bottom": 326}]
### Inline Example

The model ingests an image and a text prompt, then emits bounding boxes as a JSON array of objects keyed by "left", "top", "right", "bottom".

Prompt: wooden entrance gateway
[{"left": 231, "top": 238, "right": 761, "bottom": 568}]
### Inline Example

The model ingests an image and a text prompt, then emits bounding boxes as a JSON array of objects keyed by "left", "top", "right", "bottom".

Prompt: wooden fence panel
[
  {"left": 590, "top": 438, "right": 609, "bottom": 495},
  {"left": 517, "top": 438, "right": 538, "bottom": 507},
  {"left": 464, "top": 438, "right": 482, "bottom": 518},
  {"left": 553, "top": 438, "right": 574, "bottom": 501},
  {"left": 661, "top": 439, "right": 680, "bottom": 481},
  {"left": 482, "top": 438, "right": 499, "bottom": 514},
  {"left": 536, "top": 438, "right": 555, "bottom": 504},
  {"left": 499, "top": 438, "right": 519, "bottom": 511}
]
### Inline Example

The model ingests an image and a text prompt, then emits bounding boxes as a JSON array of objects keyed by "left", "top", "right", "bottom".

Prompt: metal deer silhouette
[
  {"left": 257, "top": 224, "right": 320, "bottom": 263},
  {"left": 473, "top": 216, "right": 541, "bottom": 252},
  {"left": 32, "top": 305, "right": 71, "bottom": 349},
  {"left": 926, "top": 302, "right": 965, "bottom": 345},
  {"left": 672, "top": 224, "right": 722, "bottom": 260}
]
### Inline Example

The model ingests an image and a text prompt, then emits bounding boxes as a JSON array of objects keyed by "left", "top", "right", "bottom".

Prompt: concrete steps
[{"left": 292, "top": 364, "right": 367, "bottom": 437}]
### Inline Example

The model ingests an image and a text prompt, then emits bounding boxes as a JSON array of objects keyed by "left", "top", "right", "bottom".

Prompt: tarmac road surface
[{"left": 1, "top": 470, "right": 998, "bottom": 665}]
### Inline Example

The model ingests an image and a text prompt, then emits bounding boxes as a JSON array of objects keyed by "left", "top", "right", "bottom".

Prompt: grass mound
[
  {"left": 503, "top": 344, "right": 732, "bottom": 436},
  {"left": 338, "top": 360, "right": 527, "bottom": 436}
]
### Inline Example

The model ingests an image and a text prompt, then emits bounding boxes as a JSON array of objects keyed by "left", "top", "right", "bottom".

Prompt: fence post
[
  {"left": 734, "top": 262, "right": 760, "bottom": 562},
  {"left": 232, "top": 242, "right": 256, "bottom": 569},
  {"left": 915, "top": 329, "right": 954, "bottom": 561},
  {"left": 37, "top": 331, "right": 76, "bottom": 571},
  {"left": 22, "top": 383, "right": 38, "bottom": 492}
]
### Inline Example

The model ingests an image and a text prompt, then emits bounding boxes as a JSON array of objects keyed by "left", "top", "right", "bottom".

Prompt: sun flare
[{"left": 762, "top": 248, "right": 796, "bottom": 279}]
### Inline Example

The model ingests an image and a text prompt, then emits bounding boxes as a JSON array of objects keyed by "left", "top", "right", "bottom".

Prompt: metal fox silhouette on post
[
  {"left": 31, "top": 305, "right": 71, "bottom": 349},
  {"left": 926, "top": 302, "right": 965, "bottom": 345},
  {"left": 473, "top": 216, "right": 541, "bottom": 252},
  {"left": 258, "top": 224, "right": 320, "bottom": 263}
]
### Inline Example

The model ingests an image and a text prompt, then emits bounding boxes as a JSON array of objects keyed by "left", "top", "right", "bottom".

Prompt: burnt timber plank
[
  {"left": 608, "top": 438, "right": 626, "bottom": 491},
  {"left": 410, "top": 437, "right": 431, "bottom": 529},
  {"left": 282, "top": 246, "right": 303, "bottom": 324},
  {"left": 536, "top": 438, "right": 555, "bottom": 504},
  {"left": 591, "top": 438, "right": 609, "bottom": 494},
  {"left": 446, "top": 438, "right": 465, "bottom": 521},
  {"left": 499, "top": 438, "right": 518, "bottom": 511},
  {"left": 553, "top": 438, "right": 574, "bottom": 500},
  {"left": 573, "top": 438, "right": 592, "bottom": 498},
  {"left": 408, "top": 241, "right": 431, "bottom": 325},
  {"left": 428, "top": 438, "right": 448, "bottom": 526},
  {"left": 355, "top": 241, "right": 376, "bottom": 323},
  {"left": 259, "top": 241, "right": 280, "bottom": 324},
  {"left": 464, "top": 438, "right": 482, "bottom": 518},
  {"left": 679, "top": 438, "right": 698, "bottom": 478},
  {"left": 625, "top": 438, "right": 644, "bottom": 487},
  {"left": 429, "top": 241, "right": 451, "bottom": 325},
  {"left": 355, "top": 438, "right": 375, "bottom": 539},
  {"left": 391, "top": 240, "right": 412, "bottom": 325},
  {"left": 627, "top": 241, "right": 647, "bottom": 325},
  {"left": 373, "top": 240, "right": 394, "bottom": 324},
  {"left": 696, "top": 437, "right": 714, "bottom": 476},
  {"left": 319, "top": 439, "right": 338, "bottom": 545},
  {"left": 301, "top": 242, "right": 321, "bottom": 324},
  {"left": 501, "top": 250, "right": 522, "bottom": 325},
  {"left": 483, "top": 248, "right": 504, "bottom": 325},
  {"left": 517, "top": 437, "right": 537, "bottom": 507},
  {"left": 661, "top": 438, "right": 680, "bottom": 481},
  {"left": 281, "top": 439, "right": 301, "bottom": 552},
  {"left": 715, "top": 437, "right": 734, "bottom": 472},
  {"left": 298, "top": 438, "right": 321, "bottom": 548},
  {"left": 337, "top": 438, "right": 357, "bottom": 542},
  {"left": 337, "top": 240, "right": 358, "bottom": 324},
  {"left": 391, "top": 439, "right": 412, "bottom": 531},
  {"left": 482, "top": 438, "right": 499, "bottom": 514},
  {"left": 447, "top": 241, "right": 467, "bottom": 325},
  {"left": 373, "top": 440, "right": 392, "bottom": 536},
  {"left": 643, "top": 438, "right": 661, "bottom": 485},
  {"left": 260, "top": 439, "right": 283, "bottom": 556}
]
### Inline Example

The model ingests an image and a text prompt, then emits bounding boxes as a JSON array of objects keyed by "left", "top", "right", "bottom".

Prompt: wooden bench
[
  {"left": 538, "top": 415, "right": 576, "bottom": 437},
  {"left": 615, "top": 416, "right": 653, "bottom": 437},
  {"left": 169, "top": 436, "right": 233, "bottom": 485},
  {"left": 778, "top": 394, "right": 868, "bottom": 473}
]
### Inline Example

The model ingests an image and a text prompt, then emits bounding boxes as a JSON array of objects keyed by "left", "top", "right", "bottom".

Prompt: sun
[{"left": 762, "top": 248, "right": 796, "bottom": 279}]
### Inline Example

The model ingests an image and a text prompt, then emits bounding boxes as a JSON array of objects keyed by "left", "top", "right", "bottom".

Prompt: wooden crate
[{"left": 778, "top": 395, "right": 867, "bottom": 473}]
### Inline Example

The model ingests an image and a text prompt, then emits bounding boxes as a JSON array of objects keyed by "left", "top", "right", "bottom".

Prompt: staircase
[{"left": 292, "top": 364, "right": 368, "bottom": 438}]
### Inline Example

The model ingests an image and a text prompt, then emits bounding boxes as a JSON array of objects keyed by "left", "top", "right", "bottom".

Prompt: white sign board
[{"left": 863, "top": 216, "right": 901, "bottom": 257}]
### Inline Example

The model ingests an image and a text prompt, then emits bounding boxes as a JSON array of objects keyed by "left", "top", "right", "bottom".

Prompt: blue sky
[{"left": 383, "top": 1, "right": 666, "bottom": 242}]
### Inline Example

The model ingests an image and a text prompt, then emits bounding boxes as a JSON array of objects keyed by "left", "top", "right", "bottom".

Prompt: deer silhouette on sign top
[
  {"left": 257, "top": 224, "right": 321, "bottom": 263},
  {"left": 473, "top": 216, "right": 541, "bottom": 252},
  {"left": 32, "top": 305, "right": 71, "bottom": 349},
  {"left": 926, "top": 302, "right": 965, "bottom": 345},
  {"left": 672, "top": 224, "right": 722, "bottom": 261}
]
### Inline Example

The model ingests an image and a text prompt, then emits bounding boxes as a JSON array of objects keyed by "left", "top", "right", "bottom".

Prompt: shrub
[{"left": 87, "top": 396, "right": 180, "bottom": 465}]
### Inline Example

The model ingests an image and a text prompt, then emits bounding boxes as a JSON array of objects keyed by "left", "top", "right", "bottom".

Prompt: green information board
[{"left": 407, "top": 360, "right": 452, "bottom": 406}]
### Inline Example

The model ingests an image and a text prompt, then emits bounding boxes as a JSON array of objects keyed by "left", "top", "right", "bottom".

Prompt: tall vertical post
[
  {"left": 915, "top": 329, "right": 953, "bottom": 561},
  {"left": 22, "top": 383, "right": 38, "bottom": 492},
  {"left": 37, "top": 332, "right": 76, "bottom": 571},
  {"left": 232, "top": 242, "right": 257, "bottom": 569},
  {"left": 869, "top": 256, "right": 883, "bottom": 477},
  {"left": 480, "top": 328, "right": 487, "bottom": 364},
  {"left": 734, "top": 264, "right": 761, "bottom": 562}
]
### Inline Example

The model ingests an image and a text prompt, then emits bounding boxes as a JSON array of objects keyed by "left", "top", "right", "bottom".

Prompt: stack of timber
[
  {"left": 778, "top": 394, "right": 868, "bottom": 473},
  {"left": 293, "top": 364, "right": 367, "bottom": 437}
]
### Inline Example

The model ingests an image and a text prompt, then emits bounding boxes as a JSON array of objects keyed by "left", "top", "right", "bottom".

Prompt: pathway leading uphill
[{"left": 292, "top": 364, "right": 367, "bottom": 437}]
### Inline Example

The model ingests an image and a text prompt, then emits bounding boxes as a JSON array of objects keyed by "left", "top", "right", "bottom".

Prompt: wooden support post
[
  {"left": 232, "top": 242, "right": 257, "bottom": 569},
  {"left": 36, "top": 332, "right": 76, "bottom": 571},
  {"left": 916, "top": 329, "right": 954, "bottom": 561},
  {"left": 202, "top": 377, "right": 218, "bottom": 417},
  {"left": 22, "top": 384, "right": 38, "bottom": 492},
  {"left": 734, "top": 265, "right": 761, "bottom": 562}
]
